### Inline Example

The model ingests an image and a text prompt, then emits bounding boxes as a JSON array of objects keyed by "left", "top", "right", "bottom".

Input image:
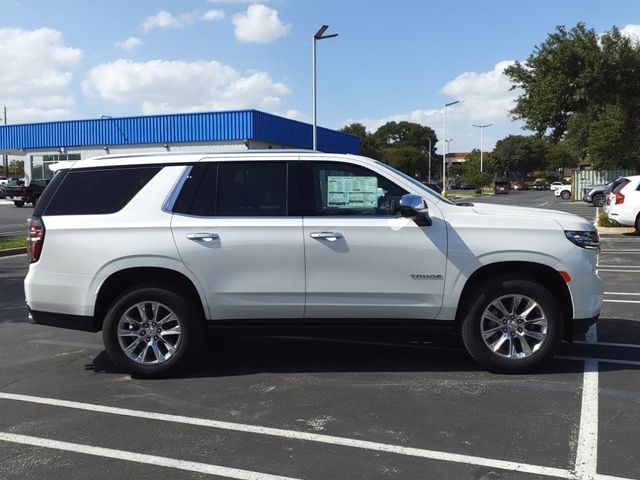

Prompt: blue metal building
[{"left": 0, "top": 109, "right": 359, "bottom": 182}]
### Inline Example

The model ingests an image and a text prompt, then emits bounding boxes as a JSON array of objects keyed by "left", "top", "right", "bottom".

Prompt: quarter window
[{"left": 310, "top": 162, "right": 407, "bottom": 216}]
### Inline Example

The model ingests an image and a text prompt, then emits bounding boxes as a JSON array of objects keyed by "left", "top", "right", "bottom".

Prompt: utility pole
[{"left": 472, "top": 123, "right": 492, "bottom": 172}]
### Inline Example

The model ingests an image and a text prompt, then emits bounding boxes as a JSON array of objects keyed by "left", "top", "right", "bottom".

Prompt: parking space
[{"left": 1, "top": 190, "right": 639, "bottom": 480}]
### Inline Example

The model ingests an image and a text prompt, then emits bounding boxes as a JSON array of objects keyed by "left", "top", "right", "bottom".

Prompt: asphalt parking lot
[
  {"left": 0, "top": 199, "right": 32, "bottom": 238},
  {"left": 0, "top": 191, "right": 638, "bottom": 480}
]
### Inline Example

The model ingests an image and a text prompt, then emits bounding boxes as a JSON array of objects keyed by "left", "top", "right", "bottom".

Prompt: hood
[{"left": 469, "top": 202, "right": 594, "bottom": 231}]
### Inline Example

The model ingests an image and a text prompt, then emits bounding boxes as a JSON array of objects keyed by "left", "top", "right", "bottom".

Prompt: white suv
[
  {"left": 25, "top": 152, "right": 603, "bottom": 377},
  {"left": 607, "top": 175, "right": 640, "bottom": 232}
]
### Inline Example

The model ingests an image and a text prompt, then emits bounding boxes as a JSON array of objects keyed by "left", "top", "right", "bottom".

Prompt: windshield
[{"left": 375, "top": 161, "right": 454, "bottom": 205}]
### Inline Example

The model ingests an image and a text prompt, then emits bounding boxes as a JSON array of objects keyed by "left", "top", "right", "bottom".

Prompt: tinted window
[
  {"left": 217, "top": 162, "right": 286, "bottom": 217},
  {"left": 309, "top": 162, "right": 407, "bottom": 216},
  {"left": 44, "top": 166, "right": 161, "bottom": 215},
  {"left": 33, "top": 169, "right": 69, "bottom": 217}
]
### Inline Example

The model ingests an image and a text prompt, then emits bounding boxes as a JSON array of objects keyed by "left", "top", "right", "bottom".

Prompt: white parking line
[
  {"left": 599, "top": 270, "right": 640, "bottom": 274},
  {"left": 603, "top": 299, "right": 640, "bottom": 304},
  {"left": 604, "top": 292, "right": 640, "bottom": 296},
  {"left": 0, "top": 392, "right": 587, "bottom": 479},
  {"left": 574, "top": 358, "right": 599, "bottom": 479},
  {"left": 0, "top": 432, "right": 300, "bottom": 480}
]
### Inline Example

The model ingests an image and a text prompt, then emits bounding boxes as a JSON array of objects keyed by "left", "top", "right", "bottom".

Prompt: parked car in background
[
  {"left": 607, "top": 175, "right": 640, "bottom": 231},
  {"left": 533, "top": 182, "right": 546, "bottom": 191},
  {"left": 513, "top": 182, "right": 528, "bottom": 191},
  {"left": 582, "top": 178, "right": 624, "bottom": 207},
  {"left": 494, "top": 179, "right": 510, "bottom": 194},
  {"left": 3, "top": 179, "right": 48, "bottom": 207},
  {"left": 550, "top": 182, "right": 563, "bottom": 191},
  {"left": 421, "top": 182, "right": 442, "bottom": 194},
  {"left": 555, "top": 184, "right": 572, "bottom": 200}
]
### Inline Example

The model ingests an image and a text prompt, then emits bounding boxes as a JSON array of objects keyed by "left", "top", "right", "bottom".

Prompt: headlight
[{"left": 565, "top": 230, "right": 600, "bottom": 250}]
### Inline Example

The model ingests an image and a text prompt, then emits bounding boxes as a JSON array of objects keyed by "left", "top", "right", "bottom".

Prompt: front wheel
[
  {"left": 14, "top": 201, "right": 24, "bottom": 207},
  {"left": 461, "top": 277, "right": 563, "bottom": 372},
  {"left": 635, "top": 213, "right": 640, "bottom": 233},
  {"left": 592, "top": 194, "right": 606, "bottom": 207},
  {"left": 103, "top": 285, "right": 203, "bottom": 378},
  {"left": 560, "top": 190, "right": 571, "bottom": 200}
]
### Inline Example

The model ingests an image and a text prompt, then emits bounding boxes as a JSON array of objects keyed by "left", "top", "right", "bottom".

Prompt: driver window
[{"left": 311, "top": 162, "right": 407, "bottom": 216}]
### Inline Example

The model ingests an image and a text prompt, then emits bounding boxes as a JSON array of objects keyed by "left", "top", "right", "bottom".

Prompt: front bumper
[{"left": 570, "top": 314, "right": 599, "bottom": 339}]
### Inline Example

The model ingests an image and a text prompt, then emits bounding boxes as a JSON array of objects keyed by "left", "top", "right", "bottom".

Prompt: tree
[
  {"left": 340, "top": 123, "right": 382, "bottom": 159},
  {"left": 505, "top": 22, "right": 640, "bottom": 169},
  {"left": 381, "top": 146, "right": 428, "bottom": 178},
  {"left": 491, "top": 135, "right": 546, "bottom": 179},
  {"left": 545, "top": 141, "right": 576, "bottom": 173},
  {"left": 462, "top": 149, "right": 492, "bottom": 189},
  {"left": 8, "top": 159, "right": 24, "bottom": 176}
]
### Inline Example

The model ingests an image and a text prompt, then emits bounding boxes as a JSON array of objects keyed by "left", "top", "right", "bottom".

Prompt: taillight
[
  {"left": 28, "top": 217, "right": 45, "bottom": 263},
  {"left": 615, "top": 191, "right": 625, "bottom": 205}
]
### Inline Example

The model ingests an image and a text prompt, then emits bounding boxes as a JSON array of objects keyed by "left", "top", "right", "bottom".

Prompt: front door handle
[
  {"left": 310, "top": 231, "right": 343, "bottom": 242},
  {"left": 186, "top": 232, "right": 219, "bottom": 241}
]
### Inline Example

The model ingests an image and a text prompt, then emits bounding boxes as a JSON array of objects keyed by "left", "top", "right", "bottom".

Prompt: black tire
[
  {"left": 635, "top": 213, "right": 640, "bottom": 233},
  {"left": 102, "top": 285, "right": 203, "bottom": 378},
  {"left": 14, "top": 200, "right": 24, "bottom": 207},
  {"left": 592, "top": 194, "right": 605, "bottom": 207},
  {"left": 560, "top": 190, "right": 571, "bottom": 200},
  {"left": 460, "top": 277, "right": 563, "bottom": 373}
]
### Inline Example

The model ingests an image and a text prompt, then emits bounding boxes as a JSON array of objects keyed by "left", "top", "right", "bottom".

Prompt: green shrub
[{"left": 597, "top": 212, "right": 621, "bottom": 227}]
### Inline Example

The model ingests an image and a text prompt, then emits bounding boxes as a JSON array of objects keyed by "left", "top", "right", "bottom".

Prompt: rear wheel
[
  {"left": 461, "top": 277, "right": 563, "bottom": 372},
  {"left": 13, "top": 200, "right": 24, "bottom": 207},
  {"left": 560, "top": 190, "right": 571, "bottom": 200},
  {"left": 635, "top": 213, "right": 640, "bottom": 233},
  {"left": 592, "top": 194, "right": 606, "bottom": 207},
  {"left": 103, "top": 285, "right": 203, "bottom": 378}
]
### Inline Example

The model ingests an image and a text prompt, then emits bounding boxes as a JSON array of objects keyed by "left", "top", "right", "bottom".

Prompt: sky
[{"left": 1, "top": 0, "right": 639, "bottom": 154}]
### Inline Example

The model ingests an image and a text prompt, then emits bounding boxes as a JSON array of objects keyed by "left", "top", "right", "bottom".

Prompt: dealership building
[{"left": 0, "top": 109, "right": 359, "bottom": 183}]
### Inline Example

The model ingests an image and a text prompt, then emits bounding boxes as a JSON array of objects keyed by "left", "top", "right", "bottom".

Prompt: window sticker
[{"left": 327, "top": 176, "right": 379, "bottom": 209}]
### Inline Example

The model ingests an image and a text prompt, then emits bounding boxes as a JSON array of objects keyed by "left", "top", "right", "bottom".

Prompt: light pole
[
  {"left": 427, "top": 137, "right": 432, "bottom": 182},
  {"left": 442, "top": 100, "right": 459, "bottom": 194},
  {"left": 472, "top": 123, "right": 492, "bottom": 172},
  {"left": 312, "top": 25, "right": 338, "bottom": 151}
]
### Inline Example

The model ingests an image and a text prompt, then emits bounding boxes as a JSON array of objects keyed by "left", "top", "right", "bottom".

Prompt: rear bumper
[{"left": 29, "top": 309, "right": 101, "bottom": 333}]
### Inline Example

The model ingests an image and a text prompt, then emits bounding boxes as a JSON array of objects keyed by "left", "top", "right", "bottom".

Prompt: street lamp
[
  {"left": 312, "top": 25, "right": 338, "bottom": 151},
  {"left": 472, "top": 123, "right": 492, "bottom": 172},
  {"left": 427, "top": 137, "right": 432, "bottom": 182},
  {"left": 442, "top": 100, "right": 459, "bottom": 194}
]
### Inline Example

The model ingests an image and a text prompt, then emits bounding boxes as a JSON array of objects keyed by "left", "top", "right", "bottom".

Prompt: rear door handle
[
  {"left": 186, "top": 232, "right": 219, "bottom": 241},
  {"left": 310, "top": 231, "right": 343, "bottom": 241}
]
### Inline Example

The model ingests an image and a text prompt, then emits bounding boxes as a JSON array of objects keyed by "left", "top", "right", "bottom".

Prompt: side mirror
[{"left": 399, "top": 194, "right": 432, "bottom": 226}]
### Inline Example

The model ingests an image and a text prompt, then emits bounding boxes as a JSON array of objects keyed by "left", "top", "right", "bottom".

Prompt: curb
[
  {"left": 0, "top": 247, "right": 27, "bottom": 257},
  {"left": 595, "top": 226, "right": 637, "bottom": 235}
]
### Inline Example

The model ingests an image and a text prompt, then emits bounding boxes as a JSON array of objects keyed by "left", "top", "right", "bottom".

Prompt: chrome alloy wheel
[
  {"left": 117, "top": 301, "right": 182, "bottom": 365},
  {"left": 480, "top": 294, "right": 548, "bottom": 359}
]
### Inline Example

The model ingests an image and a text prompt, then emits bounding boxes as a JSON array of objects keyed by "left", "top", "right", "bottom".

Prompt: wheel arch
[
  {"left": 93, "top": 267, "right": 207, "bottom": 331},
  {"left": 454, "top": 261, "right": 574, "bottom": 341}
]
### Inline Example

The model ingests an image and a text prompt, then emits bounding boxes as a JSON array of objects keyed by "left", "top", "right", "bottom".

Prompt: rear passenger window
[
  {"left": 173, "top": 162, "right": 289, "bottom": 217},
  {"left": 44, "top": 166, "right": 161, "bottom": 215},
  {"left": 218, "top": 162, "right": 286, "bottom": 216}
]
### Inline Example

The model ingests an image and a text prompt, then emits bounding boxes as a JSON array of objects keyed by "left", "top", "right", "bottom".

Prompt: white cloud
[
  {"left": 0, "top": 27, "right": 82, "bottom": 123},
  {"left": 621, "top": 24, "right": 640, "bottom": 43},
  {"left": 232, "top": 4, "right": 291, "bottom": 43},
  {"left": 141, "top": 10, "right": 197, "bottom": 32},
  {"left": 201, "top": 10, "right": 225, "bottom": 22},
  {"left": 278, "top": 110, "right": 309, "bottom": 122},
  {"left": 82, "top": 59, "right": 291, "bottom": 114},
  {"left": 342, "top": 61, "right": 523, "bottom": 152},
  {"left": 115, "top": 36, "right": 142, "bottom": 51}
]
